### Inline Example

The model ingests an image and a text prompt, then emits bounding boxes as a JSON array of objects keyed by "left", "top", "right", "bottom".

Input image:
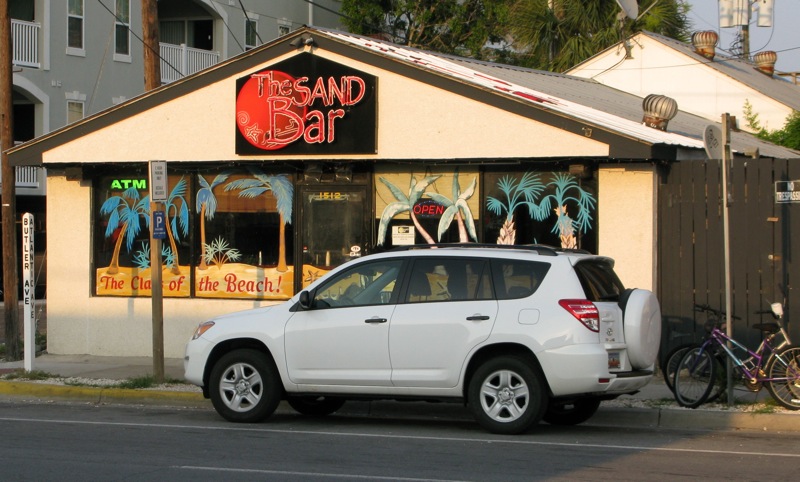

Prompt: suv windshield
[{"left": 573, "top": 260, "right": 625, "bottom": 302}]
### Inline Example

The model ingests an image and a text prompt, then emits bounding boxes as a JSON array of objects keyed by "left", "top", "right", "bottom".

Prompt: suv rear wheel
[
  {"left": 468, "top": 356, "right": 547, "bottom": 434},
  {"left": 209, "top": 349, "right": 282, "bottom": 423}
]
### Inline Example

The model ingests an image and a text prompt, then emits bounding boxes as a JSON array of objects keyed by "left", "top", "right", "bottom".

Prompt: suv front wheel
[
  {"left": 209, "top": 349, "right": 282, "bottom": 423},
  {"left": 468, "top": 356, "right": 547, "bottom": 434}
]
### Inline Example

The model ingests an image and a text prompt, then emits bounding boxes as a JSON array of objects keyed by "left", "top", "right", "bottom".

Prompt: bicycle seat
[{"left": 752, "top": 322, "right": 780, "bottom": 334}]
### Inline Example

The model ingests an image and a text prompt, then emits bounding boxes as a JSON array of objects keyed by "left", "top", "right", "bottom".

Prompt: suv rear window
[{"left": 573, "top": 260, "right": 625, "bottom": 302}]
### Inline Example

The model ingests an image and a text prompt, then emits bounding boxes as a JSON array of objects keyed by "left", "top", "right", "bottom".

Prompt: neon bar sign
[{"left": 235, "top": 53, "right": 377, "bottom": 155}]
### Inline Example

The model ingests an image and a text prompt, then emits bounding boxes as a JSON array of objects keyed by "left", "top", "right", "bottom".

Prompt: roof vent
[
  {"left": 642, "top": 94, "right": 678, "bottom": 131},
  {"left": 753, "top": 51, "right": 778, "bottom": 76},
  {"left": 691, "top": 31, "right": 718, "bottom": 60}
]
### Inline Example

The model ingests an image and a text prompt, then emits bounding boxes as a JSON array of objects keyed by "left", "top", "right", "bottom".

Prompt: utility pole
[
  {"left": 141, "top": 0, "right": 160, "bottom": 91},
  {"left": 141, "top": 0, "right": 164, "bottom": 381},
  {"left": 0, "top": 0, "right": 20, "bottom": 360}
]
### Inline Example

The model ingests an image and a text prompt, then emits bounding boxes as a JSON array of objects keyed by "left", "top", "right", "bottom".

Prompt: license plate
[{"left": 608, "top": 351, "right": 621, "bottom": 369}]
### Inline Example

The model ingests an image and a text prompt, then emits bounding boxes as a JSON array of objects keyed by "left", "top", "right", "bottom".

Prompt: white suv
[{"left": 184, "top": 245, "right": 661, "bottom": 434}]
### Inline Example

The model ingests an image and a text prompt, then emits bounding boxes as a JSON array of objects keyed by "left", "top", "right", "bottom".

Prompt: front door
[{"left": 298, "top": 182, "right": 371, "bottom": 290}]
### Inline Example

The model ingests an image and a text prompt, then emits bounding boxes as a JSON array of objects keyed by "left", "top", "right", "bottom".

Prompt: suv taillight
[{"left": 559, "top": 299, "right": 600, "bottom": 332}]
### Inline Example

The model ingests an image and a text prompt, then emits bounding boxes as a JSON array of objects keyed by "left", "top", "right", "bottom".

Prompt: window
[
  {"left": 67, "top": 0, "right": 84, "bottom": 53},
  {"left": 245, "top": 19, "right": 258, "bottom": 50},
  {"left": 114, "top": 0, "right": 130, "bottom": 59},
  {"left": 491, "top": 259, "right": 550, "bottom": 300},
  {"left": 483, "top": 169, "right": 598, "bottom": 252},
  {"left": 93, "top": 167, "right": 295, "bottom": 300},
  {"left": 405, "top": 258, "right": 490, "bottom": 303},
  {"left": 159, "top": 19, "right": 213, "bottom": 50},
  {"left": 574, "top": 260, "right": 625, "bottom": 302},
  {"left": 278, "top": 19, "right": 291, "bottom": 36},
  {"left": 313, "top": 260, "right": 403, "bottom": 309},
  {"left": 67, "top": 101, "right": 84, "bottom": 124}
]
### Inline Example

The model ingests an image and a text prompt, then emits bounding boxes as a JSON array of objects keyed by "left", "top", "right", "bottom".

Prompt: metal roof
[
  {"left": 322, "top": 29, "right": 705, "bottom": 151},
  {"left": 445, "top": 56, "right": 799, "bottom": 159},
  {"left": 321, "top": 28, "right": 798, "bottom": 159}
]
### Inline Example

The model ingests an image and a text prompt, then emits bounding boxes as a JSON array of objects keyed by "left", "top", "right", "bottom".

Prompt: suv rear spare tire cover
[{"left": 623, "top": 289, "right": 661, "bottom": 369}]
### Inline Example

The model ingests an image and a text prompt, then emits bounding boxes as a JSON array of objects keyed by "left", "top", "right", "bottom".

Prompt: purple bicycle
[{"left": 673, "top": 303, "right": 800, "bottom": 409}]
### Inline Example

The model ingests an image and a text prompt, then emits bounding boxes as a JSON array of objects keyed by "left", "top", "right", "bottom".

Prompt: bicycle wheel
[
  {"left": 673, "top": 346, "right": 717, "bottom": 408},
  {"left": 765, "top": 346, "right": 800, "bottom": 410},
  {"left": 661, "top": 343, "right": 693, "bottom": 393}
]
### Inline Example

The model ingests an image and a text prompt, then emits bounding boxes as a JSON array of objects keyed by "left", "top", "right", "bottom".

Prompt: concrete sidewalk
[{"left": 1, "top": 353, "right": 800, "bottom": 433}]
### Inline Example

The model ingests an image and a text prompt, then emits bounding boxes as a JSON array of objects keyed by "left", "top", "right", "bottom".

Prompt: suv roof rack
[{"left": 389, "top": 243, "right": 563, "bottom": 256}]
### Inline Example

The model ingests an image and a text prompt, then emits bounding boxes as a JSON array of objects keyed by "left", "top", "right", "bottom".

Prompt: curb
[
  {"left": 0, "top": 381, "right": 207, "bottom": 408},
  {"left": 2, "top": 380, "right": 800, "bottom": 433}
]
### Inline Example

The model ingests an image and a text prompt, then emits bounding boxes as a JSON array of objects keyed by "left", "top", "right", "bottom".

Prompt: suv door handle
[
  {"left": 365, "top": 317, "right": 388, "bottom": 324},
  {"left": 466, "top": 315, "right": 490, "bottom": 321}
]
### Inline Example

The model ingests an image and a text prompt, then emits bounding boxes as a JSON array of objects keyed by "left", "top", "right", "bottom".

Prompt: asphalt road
[{"left": 1, "top": 400, "right": 799, "bottom": 481}]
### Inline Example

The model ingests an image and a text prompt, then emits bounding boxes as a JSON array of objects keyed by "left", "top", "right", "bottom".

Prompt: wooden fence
[{"left": 657, "top": 158, "right": 800, "bottom": 360}]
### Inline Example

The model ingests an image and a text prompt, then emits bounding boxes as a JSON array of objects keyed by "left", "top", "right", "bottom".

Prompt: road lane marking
[
  {"left": 2, "top": 415, "right": 799, "bottom": 459},
  {"left": 176, "top": 466, "right": 469, "bottom": 481}
]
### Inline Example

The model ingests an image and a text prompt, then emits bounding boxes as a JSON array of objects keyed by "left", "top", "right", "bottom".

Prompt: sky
[{"left": 685, "top": 0, "right": 800, "bottom": 73}]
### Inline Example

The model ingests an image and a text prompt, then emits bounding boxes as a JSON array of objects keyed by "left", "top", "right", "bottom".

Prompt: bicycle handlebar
[{"left": 693, "top": 303, "right": 742, "bottom": 320}]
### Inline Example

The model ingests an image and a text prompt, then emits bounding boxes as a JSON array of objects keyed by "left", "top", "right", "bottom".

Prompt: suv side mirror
[
  {"left": 298, "top": 291, "right": 312, "bottom": 310},
  {"left": 771, "top": 302, "right": 783, "bottom": 319}
]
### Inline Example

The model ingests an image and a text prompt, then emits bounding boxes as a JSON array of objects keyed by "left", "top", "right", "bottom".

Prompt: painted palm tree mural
[
  {"left": 225, "top": 168, "right": 294, "bottom": 272},
  {"left": 99, "top": 186, "right": 150, "bottom": 274},
  {"left": 163, "top": 177, "right": 190, "bottom": 274},
  {"left": 487, "top": 172, "right": 595, "bottom": 249},
  {"left": 377, "top": 174, "right": 441, "bottom": 245},
  {"left": 425, "top": 170, "right": 478, "bottom": 243},
  {"left": 486, "top": 172, "right": 545, "bottom": 245},
  {"left": 196, "top": 172, "right": 232, "bottom": 270},
  {"left": 530, "top": 173, "right": 596, "bottom": 249}
]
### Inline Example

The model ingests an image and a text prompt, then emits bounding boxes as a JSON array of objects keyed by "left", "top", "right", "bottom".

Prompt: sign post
[
  {"left": 149, "top": 161, "right": 168, "bottom": 382},
  {"left": 22, "top": 213, "right": 35, "bottom": 371}
]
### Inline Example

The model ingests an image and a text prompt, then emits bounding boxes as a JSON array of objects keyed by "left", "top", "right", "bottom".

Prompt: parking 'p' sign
[{"left": 153, "top": 211, "right": 167, "bottom": 240}]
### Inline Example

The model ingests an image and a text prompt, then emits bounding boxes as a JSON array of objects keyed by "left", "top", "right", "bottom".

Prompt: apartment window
[
  {"left": 67, "top": 101, "right": 84, "bottom": 124},
  {"left": 67, "top": 0, "right": 84, "bottom": 55},
  {"left": 245, "top": 19, "right": 258, "bottom": 50},
  {"left": 278, "top": 19, "right": 291, "bottom": 36},
  {"left": 114, "top": 0, "right": 131, "bottom": 60}
]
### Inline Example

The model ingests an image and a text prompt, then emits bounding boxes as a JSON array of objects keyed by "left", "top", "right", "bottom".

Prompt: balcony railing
[
  {"left": 12, "top": 19, "right": 40, "bottom": 68},
  {"left": 15, "top": 166, "right": 41, "bottom": 188},
  {"left": 160, "top": 43, "right": 220, "bottom": 84}
]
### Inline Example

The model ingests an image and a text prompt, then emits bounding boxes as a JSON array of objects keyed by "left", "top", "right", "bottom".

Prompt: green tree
[
  {"left": 744, "top": 101, "right": 800, "bottom": 151},
  {"left": 508, "top": 0, "right": 692, "bottom": 71},
  {"left": 341, "top": 0, "right": 510, "bottom": 60}
]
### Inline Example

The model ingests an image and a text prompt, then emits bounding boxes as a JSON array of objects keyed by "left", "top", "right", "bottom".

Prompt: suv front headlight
[{"left": 191, "top": 321, "right": 215, "bottom": 340}]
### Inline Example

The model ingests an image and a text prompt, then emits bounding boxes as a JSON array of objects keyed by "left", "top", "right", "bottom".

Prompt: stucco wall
[
  {"left": 46, "top": 174, "right": 275, "bottom": 357},
  {"left": 43, "top": 50, "right": 608, "bottom": 165},
  {"left": 597, "top": 165, "right": 657, "bottom": 292}
]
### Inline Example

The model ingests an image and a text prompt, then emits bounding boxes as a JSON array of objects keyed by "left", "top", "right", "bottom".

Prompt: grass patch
[
  {"left": 2, "top": 369, "right": 61, "bottom": 380},
  {"left": 116, "top": 375, "right": 186, "bottom": 389}
]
